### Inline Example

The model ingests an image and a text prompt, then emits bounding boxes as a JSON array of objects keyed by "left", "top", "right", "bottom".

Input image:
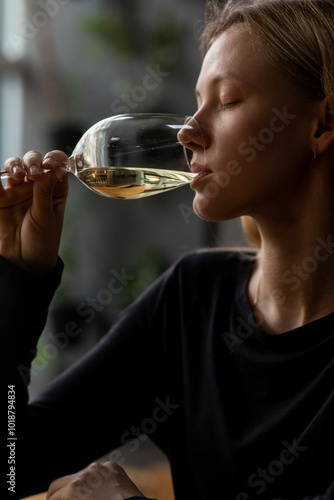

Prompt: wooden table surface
[
  {"left": 21, "top": 463, "right": 174, "bottom": 500},
  {"left": 22, "top": 495, "right": 46, "bottom": 500}
]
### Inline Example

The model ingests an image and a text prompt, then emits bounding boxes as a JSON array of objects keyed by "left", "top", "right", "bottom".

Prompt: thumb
[{"left": 32, "top": 167, "right": 69, "bottom": 221}]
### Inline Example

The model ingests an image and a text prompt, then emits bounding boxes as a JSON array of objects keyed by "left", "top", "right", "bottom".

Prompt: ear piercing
[{"left": 314, "top": 144, "right": 319, "bottom": 160}]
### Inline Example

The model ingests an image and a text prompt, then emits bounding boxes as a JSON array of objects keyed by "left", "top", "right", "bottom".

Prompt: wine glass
[{"left": 0, "top": 114, "right": 204, "bottom": 200}]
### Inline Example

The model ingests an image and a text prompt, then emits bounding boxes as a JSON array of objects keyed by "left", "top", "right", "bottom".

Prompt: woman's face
[{"left": 186, "top": 25, "right": 318, "bottom": 221}]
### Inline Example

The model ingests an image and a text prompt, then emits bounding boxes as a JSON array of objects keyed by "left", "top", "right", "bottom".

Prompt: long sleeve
[
  {"left": 1, "top": 255, "right": 172, "bottom": 499},
  {"left": 1, "top": 256, "right": 64, "bottom": 498},
  {"left": 2, "top": 249, "right": 334, "bottom": 500}
]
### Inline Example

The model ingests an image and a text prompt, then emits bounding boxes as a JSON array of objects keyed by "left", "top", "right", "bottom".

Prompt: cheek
[
  {"left": 212, "top": 104, "right": 299, "bottom": 167},
  {"left": 207, "top": 115, "right": 261, "bottom": 175},
  {"left": 193, "top": 106, "right": 309, "bottom": 221},
  {"left": 213, "top": 110, "right": 303, "bottom": 190}
]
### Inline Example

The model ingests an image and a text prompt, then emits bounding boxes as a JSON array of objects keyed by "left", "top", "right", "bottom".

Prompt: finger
[
  {"left": 41, "top": 150, "right": 68, "bottom": 186},
  {"left": 42, "top": 150, "right": 68, "bottom": 170},
  {"left": 3, "top": 157, "right": 26, "bottom": 185},
  {"left": 22, "top": 150, "right": 43, "bottom": 180},
  {"left": 46, "top": 473, "right": 79, "bottom": 499},
  {"left": 31, "top": 167, "right": 69, "bottom": 229},
  {"left": 102, "top": 461, "right": 144, "bottom": 494}
]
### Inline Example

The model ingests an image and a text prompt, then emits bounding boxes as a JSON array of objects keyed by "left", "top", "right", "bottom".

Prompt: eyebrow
[{"left": 195, "top": 73, "right": 245, "bottom": 99}]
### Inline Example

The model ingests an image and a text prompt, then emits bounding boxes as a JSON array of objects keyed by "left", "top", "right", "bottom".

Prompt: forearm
[
  {"left": 1, "top": 255, "right": 63, "bottom": 499},
  {"left": 0, "top": 254, "right": 63, "bottom": 346}
]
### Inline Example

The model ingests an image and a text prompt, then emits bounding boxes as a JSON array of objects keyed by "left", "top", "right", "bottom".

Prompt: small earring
[{"left": 314, "top": 144, "right": 319, "bottom": 160}]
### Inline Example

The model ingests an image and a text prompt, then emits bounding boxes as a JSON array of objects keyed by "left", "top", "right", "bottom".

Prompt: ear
[{"left": 311, "top": 97, "right": 334, "bottom": 155}]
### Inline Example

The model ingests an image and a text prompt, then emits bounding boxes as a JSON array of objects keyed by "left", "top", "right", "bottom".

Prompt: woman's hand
[
  {"left": 46, "top": 461, "right": 145, "bottom": 500},
  {"left": 0, "top": 150, "right": 69, "bottom": 276}
]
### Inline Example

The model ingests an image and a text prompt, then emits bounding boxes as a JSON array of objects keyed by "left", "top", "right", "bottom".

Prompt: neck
[{"left": 250, "top": 183, "right": 334, "bottom": 333}]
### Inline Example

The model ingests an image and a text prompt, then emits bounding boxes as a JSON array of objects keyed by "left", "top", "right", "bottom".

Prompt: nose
[
  {"left": 178, "top": 115, "right": 205, "bottom": 150},
  {"left": 178, "top": 116, "right": 207, "bottom": 172}
]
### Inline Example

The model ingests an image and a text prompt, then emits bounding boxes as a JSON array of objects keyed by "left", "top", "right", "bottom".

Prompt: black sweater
[{"left": 1, "top": 250, "right": 334, "bottom": 500}]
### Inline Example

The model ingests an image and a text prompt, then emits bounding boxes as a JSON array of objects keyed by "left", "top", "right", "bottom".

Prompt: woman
[{"left": 2, "top": 0, "right": 334, "bottom": 498}]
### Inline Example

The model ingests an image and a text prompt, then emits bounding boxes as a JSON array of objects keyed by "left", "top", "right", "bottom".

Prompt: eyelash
[
  {"left": 195, "top": 100, "right": 238, "bottom": 112},
  {"left": 219, "top": 102, "right": 236, "bottom": 111}
]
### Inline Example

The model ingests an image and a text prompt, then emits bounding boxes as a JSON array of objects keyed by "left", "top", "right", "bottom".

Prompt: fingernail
[
  {"left": 12, "top": 165, "right": 23, "bottom": 175},
  {"left": 29, "top": 165, "right": 40, "bottom": 175},
  {"left": 42, "top": 157, "right": 54, "bottom": 165}
]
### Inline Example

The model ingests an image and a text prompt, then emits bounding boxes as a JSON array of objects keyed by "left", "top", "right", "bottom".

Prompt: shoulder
[
  {"left": 155, "top": 247, "right": 257, "bottom": 299},
  {"left": 172, "top": 247, "right": 257, "bottom": 278},
  {"left": 131, "top": 247, "right": 257, "bottom": 313}
]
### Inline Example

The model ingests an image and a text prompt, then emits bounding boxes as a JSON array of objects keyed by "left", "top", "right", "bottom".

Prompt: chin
[{"left": 193, "top": 195, "right": 228, "bottom": 222}]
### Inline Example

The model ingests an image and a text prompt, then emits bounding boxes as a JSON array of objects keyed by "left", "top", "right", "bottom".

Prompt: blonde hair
[{"left": 201, "top": 0, "right": 334, "bottom": 247}]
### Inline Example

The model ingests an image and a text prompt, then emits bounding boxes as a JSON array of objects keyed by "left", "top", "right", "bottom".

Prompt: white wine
[{"left": 78, "top": 167, "right": 196, "bottom": 199}]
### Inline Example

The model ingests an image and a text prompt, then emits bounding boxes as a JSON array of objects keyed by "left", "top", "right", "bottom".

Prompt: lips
[
  {"left": 190, "top": 162, "right": 213, "bottom": 189},
  {"left": 190, "top": 162, "right": 210, "bottom": 174}
]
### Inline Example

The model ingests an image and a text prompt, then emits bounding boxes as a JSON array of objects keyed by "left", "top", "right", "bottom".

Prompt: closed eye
[{"left": 219, "top": 101, "right": 238, "bottom": 111}]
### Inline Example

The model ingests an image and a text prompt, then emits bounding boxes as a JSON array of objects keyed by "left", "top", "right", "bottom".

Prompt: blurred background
[{"left": 0, "top": 1, "right": 247, "bottom": 498}]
